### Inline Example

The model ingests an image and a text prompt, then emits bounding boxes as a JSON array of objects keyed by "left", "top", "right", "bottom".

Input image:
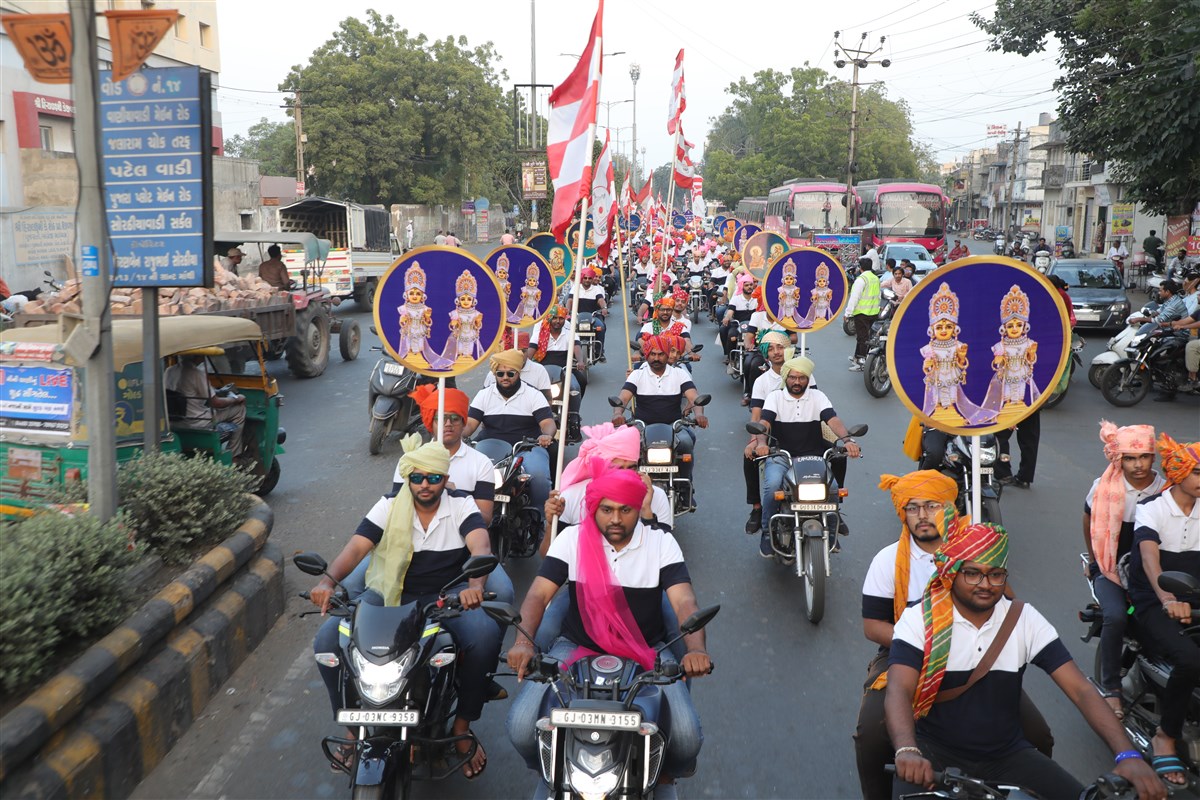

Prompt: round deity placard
[
  {"left": 762, "top": 247, "right": 849, "bottom": 333},
  {"left": 733, "top": 223, "right": 762, "bottom": 256},
  {"left": 618, "top": 212, "right": 642, "bottom": 231},
  {"left": 525, "top": 232, "right": 575, "bottom": 291},
  {"left": 741, "top": 231, "right": 789, "bottom": 278},
  {"left": 720, "top": 218, "right": 743, "bottom": 244},
  {"left": 566, "top": 219, "right": 598, "bottom": 260},
  {"left": 712, "top": 214, "right": 728, "bottom": 233},
  {"left": 485, "top": 245, "right": 554, "bottom": 330},
  {"left": 885, "top": 257, "right": 1071, "bottom": 436},
  {"left": 373, "top": 247, "right": 506, "bottom": 378},
  {"left": 671, "top": 212, "right": 687, "bottom": 230}
]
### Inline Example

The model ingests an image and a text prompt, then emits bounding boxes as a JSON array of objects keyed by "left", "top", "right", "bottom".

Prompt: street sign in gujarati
[{"left": 101, "top": 66, "right": 213, "bottom": 287}]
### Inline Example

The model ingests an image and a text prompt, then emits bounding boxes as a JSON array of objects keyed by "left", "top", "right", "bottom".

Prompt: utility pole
[
  {"left": 630, "top": 63, "right": 640, "bottom": 180},
  {"left": 834, "top": 32, "right": 891, "bottom": 229},
  {"left": 530, "top": 0, "right": 537, "bottom": 150},
  {"left": 294, "top": 89, "right": 305, "bottom": 191},
  {"left": 1005, "top": 122, "right": 1021, "bottom": 236},
  {"left": 70, "top": 0, "right": 117, "bottom": 520}
]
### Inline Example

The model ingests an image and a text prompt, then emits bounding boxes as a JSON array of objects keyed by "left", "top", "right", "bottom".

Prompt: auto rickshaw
[{"left": 1, "top": 316, "right": 284, "bottom": 520}]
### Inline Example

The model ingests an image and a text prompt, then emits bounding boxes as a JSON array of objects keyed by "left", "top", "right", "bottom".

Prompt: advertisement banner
[
  {"left": 521, "top": 161, "right": 548, "bottom": 200},
  {"left": 1110, "top": 203, "right": 1135, "bottom": 237},
  {"left": 477, "top": 210, "right": 489, "bottom": 243},
  {"left": 0, "top": 365, "right": 74, "bottom": 435},
  {"left": 1165, "top": 216, "right": 1190, "bottom": 258}
]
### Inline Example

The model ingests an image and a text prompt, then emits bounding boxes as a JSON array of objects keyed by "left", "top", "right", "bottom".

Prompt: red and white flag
[
  {"left": 620, "top": 168, "right": 634, "bottom": 216},
  {"left": 546, "top": 0, "right": 604, "bottom": 243},
  {"left": 667, "top": 49, "right": 686, "bottom": 135},
  {"left": 591, "top": 130, "right": 616, "bottom": 261},
  {"left": 673, "top": 128, "right": 696, "bottom": 189},
  {"left": 635, "top": 174, "right": 653, "bottom": 217}
]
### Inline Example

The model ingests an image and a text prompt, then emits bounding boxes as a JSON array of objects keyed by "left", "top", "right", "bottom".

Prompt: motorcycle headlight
[
  {"left": 794, "top": 483, "right": 826, "bottom": 502},
  {"left": 567, "top": 762, "right": 620, "bottom": 799},
  {"left": 1125, "top": 346, "right": 1139, "bottom": 357},
  {"left": 550, "top": 383, "right": 563, "bottom": 399},
  {"left": 576, "top": 748, "right": 614, "bottom": 775},
  {"left": 351, "top": 645, "right": 415, "bottom": 705},
  {"left": 646, "top": 447, "right": 673, "bottom": 465},
  {"left": 977, "top": 445, "right": 997, "bottom": 466}
]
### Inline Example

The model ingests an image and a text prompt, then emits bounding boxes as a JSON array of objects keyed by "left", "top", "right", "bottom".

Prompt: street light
[
  {"left": 598, "top": 99, "right": 632, "bottom": 134},
  {"left": 630, "top": 63, "right": 640, "bottom": 181}
]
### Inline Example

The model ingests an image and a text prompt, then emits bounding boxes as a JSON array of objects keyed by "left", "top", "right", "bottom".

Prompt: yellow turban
[
  {"left": 366, "top": 435, "right": 452, "bottom": 605},
  {"left": 490, "top": 349, "right": 526, "bottom": 373},
  {"left": 780, "top": 355, "right": 815, "bottom": 382}
]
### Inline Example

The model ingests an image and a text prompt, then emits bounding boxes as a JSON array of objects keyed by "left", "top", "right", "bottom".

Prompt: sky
[{"left": 215, "top": 0, "right": 1064, "bottom": 177}]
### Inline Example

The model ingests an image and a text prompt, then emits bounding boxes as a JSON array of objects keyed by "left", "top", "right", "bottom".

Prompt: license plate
[
  {"left": 336, "top": 709, "right": 419, "bottom": 726},
  {"left": 493, "top": 493, "right": 511, "bottom": 503},
  {"left": 641, "top": 465, "right": 678, "bottom": 474},
  {"left": 790, "top": 502, "right": 837, "bottom": 512},
  {"left": 382, "top": 362, "right": 405, "bottom": 376},
  {"left": 550, "top": 708, "right": 641, "bottom": 731},
  {"left": 1077, "top": 310, "right": 1100, "bottom": 321},
  {"left": 978, "top": 466, "right": 994, "bottom": 475}
]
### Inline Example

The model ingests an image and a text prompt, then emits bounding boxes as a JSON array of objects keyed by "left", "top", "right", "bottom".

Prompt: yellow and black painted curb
[{"left": 0, "top": 498, "right": 279, "bottom": 798}]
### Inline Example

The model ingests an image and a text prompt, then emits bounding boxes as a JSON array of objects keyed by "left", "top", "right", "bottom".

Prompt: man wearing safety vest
[{"left": 846, "top": 256, "right": 882, "bottom": 372}]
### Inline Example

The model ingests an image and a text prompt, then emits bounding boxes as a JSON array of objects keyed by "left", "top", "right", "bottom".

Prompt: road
[{"left": 135, "top": 239, "right": 1199, "bottom": 799}]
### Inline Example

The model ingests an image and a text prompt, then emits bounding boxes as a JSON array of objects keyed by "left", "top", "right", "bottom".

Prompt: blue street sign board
[
  {"left": 81, "top": 245, "right": 99, "bottom": 277},
  {"left": 100, "top": 67, "right": 213, "bottom": 287},
  {"left": 684, "top": 210, "right": 694, "bottom": 221}
]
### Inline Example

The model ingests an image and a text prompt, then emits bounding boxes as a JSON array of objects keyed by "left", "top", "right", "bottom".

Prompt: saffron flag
[
  {"left": 547, "top": 0, "right": 604, "bottom": 243},
  {"left": 667, "top": 49, "right": 686, "bottom": 135},
  {"left": 591, "top": 130, "right": 616, "bottom": 261}
]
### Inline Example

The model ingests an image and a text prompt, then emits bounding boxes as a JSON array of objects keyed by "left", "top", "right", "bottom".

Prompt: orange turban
[
  {"left": 1159, "top": 432, "right": 1200, "bottom": 486},
  {"left": 409, "top": 384, "right": 469, "bottom": 434}
]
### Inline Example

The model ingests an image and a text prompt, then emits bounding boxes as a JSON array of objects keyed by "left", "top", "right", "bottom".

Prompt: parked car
[
  {"left": 1047, "top": 259, "right": 1131, "bottom": 330},
  {"left": 879, "top": 242, "right": 934, "bottom": 277}
]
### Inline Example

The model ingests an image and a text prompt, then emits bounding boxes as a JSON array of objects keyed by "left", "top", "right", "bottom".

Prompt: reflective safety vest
[{"left": 852, "top": 271, "right": 881, "bottom": 316}]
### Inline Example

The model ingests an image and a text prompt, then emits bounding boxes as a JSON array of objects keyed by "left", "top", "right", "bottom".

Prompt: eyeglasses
[
  {"left": 443, "top": 414, "right": 464, "bottom": 425},
  {"left": 494, "top": 370, "right": 519, "bottom": 378},
  {"left": 903, "top": 501, "right": 946, "bottom": 516},
  {"left": 959, "top": 567, "right": 1008, "bottom": 586},
  {"left": 408, "top": 473, "right": 445, "bottom": 485}
]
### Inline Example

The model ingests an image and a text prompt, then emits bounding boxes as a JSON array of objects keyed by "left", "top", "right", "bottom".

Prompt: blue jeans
[
  {"left": 475, "top": 439, "right": 551, "bottom": 516},
  {"left": 1091, "top": 571, "right": 1129, "bottom": 693},
  {"left": 675, "top": 427, "right": 696, "bottom": 483},
  {"left": 505, "top": 637, "right": 703, "bottom": 778},
  {"left": 315, "top": 565, "right": 512, "bottom": 722},
  {"left": 534, "top": 590, "right": 685, "bottom": 663},
  {"left": 760, "top": 456, "right": 790, "bottom": 534},
  {"left": 591, "top": 311, "right": 607, "bottom": 353}
]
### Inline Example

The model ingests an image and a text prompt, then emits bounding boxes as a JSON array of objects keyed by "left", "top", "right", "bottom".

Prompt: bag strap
[{"left": 935, "top": 600, "right": 1025, "bottom": 704}]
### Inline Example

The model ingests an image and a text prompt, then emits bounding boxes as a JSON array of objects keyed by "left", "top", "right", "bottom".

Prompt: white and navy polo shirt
[
  {"left": 861, "top": 539, "right": 937, "bottom": 622},
  {"left": 572, "top": 284, "right": 606, "bottom": 315},
  {"left": 393, "top": 442, "right": 494, "bottom": 502},
  {"left": 1129, "top": 489, "right": 1200, "bottom": 610},
  {"left": 747, "top": 309, "right": 790, "bottom": 337},
  {"left": 539, "top": 521, "right": 690, "bottom": 650},
  {"left": 354, "top": 489, "right": 487, "bottom": 596},
  {"left": 483, "top": 360, "right": 551, "bottom": 392},
  {"left": 469, "top": 383, "right": 554, "bottom": 446},
  {"left": 529, "top": 320, "right": 575, "bottom": 368},
  {"left": 1084, "top": 471, "right": 1166, "bottom": 561},
  {"left": 750, "top": 368, "right": 783, "bottom": 410},
  {"left": 622, "top": 365, "right": 695, "bottom": 426},
  {"left": 557, "top": 478, "right": 674, "bottom": 532},
  {"left": 760, "top": 387, "right": 837, "bottom": 458},
  {"left": 889, "top": 597, "right": 1072, "bottom": 760},
  {"left": 729, "top": 293, "right": 758, "bottom": 321}
]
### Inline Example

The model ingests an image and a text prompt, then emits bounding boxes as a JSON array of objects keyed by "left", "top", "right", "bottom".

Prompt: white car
[{"left": 880, "top": 243, "right": 935, "bottom": 282}]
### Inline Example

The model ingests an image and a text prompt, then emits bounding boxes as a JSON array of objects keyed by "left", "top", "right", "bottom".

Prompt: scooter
[
  {"left": 294, "top": 553, "right": 500, "bottom": 800},
  {"left": 747, "top": 422, "right": 867, "bottom": 624},
  {"left": 366, "top": 328, "right": 423, "bottom": 456},
  {"left": 862, "top": 288, "right": 899, "bottom": 398},
  {"left": 1088, "top": 302, "right": 1160, "bottom": 388},
  {"left": 1080, "top": 567, "right": 1200, "bottom": 792},
  {"left": 609, "top": 394, "right": 712, "bottom": 517},
  {"left": 994, "top": 236, "right": 1006, "bottom": 255},
  {"left": 485, "top": 603, "right": 719, "bottom": 800}
]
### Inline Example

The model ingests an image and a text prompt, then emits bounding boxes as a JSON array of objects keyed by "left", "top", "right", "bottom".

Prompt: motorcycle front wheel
[
  {"left": 863, "top": 351, "right": 891, "bottom": 398},
  {"left": 801, "top": 528, "right": 827, "bottom": 624},
  {"left": 982, "top": 497, "right": 1002, "bottom": 526},
  {"left": 1087, "top": 363, "right": 1108, "bottom": 389},
  {"left": 1100, "top": 360, "right": 1151, "bottom": 407}
]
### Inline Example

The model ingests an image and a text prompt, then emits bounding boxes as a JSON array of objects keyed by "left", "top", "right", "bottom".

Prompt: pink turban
[
  {"left": 1090, "top": 420, "right": 1156, "bottom": 584},
  {"left": 582, "top": 266, "right": 599, "bottom": 279},
  {"left": 560, "top": 422, "right": 642, "bottom": 489},
  {"left": 737, "top": 272, "right": 756, "bottom": 293}
]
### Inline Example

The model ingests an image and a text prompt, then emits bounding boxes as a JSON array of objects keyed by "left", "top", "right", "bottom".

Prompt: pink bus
[
  {"left": 764, "top": 180, "right": 858, "bottom": 247},
  {"left": 854, "top": 180, "right": 948, "bottom": 258}
]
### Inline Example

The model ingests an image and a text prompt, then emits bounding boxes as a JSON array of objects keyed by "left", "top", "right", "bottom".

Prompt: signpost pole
[
  {"left": 72, "top": 2, "right": 117, "bottom": 520},
  {"left": 142, "top": 294, "right": 160, "bottom": 452},
  {"left": 971, "top": 435, "right": 982, "bottom": 522}
]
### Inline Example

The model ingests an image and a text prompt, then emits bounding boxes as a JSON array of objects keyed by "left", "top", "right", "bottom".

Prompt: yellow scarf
[{"left": 365, "top": 434, "right": 451, "bottom": 606}]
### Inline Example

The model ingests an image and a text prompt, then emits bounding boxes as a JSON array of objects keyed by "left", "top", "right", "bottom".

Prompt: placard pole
[{"left": 971, "top": 434, "right": 983, "bottom": 523}]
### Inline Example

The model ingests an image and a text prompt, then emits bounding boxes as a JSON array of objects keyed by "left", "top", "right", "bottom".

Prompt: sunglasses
[
  {"left": 494, "top": 370, "right": 519, "bottom": 378},
  {"left": 408, "top": 473, "right": 445, "bottom": 486}
]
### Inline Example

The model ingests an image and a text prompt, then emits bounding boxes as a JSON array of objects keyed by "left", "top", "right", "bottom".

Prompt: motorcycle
[
  {"left": 862, "top": 288, "right": 899, "bottom": 398},
  {"left": 929, "top": 432, "right": 1004, "bottom": 525},
  {"left": 575, "top": 315, "right": 603, "bottom": 368},
  {"left": 1042, "top": 333, "right": 1085, "bottom": 409},
  {"left": 994, "top": 236, "right": 1006, "bottom": 256},
  {"left": 294, "top": 552, "right": 500, "bottom": 800},
  {"left": 1101, "top": 326, "right": 1196, "bottom": 407},
  {"left": 482, "top": 437, "right": 545, "bottom": 563},
  {"left": 543, "top": 365, "right": 582, "bottom": 446},
  {"left": 746, "top": 421, "right": 868, "bottom": 624},
  {"left": 609, "top": 393, "right": 712, "bottom": 517},
  {"left": 485, "top": 603, "right": 719, "bottom": 800},
  {"left": 367, "top": 330, "right": 423, "bottom": 456},
  {"left": 686, "top": 271, "right": 709, "bottom": 323},
  {"left": 1080, "top": 567, "right": 1200, "bottom": 791},
  {"left": 1060, "top": 241, "right": 1077, "bottom": 259},
  {"left": 727, "top": 323, "right": 753, "bottom": 381},
  {"left": 1088, "top": 302, "right": 1160, "bottom": 388},
  {"left": 886, "top": 764, "right": 1134, "bottom": 800}
]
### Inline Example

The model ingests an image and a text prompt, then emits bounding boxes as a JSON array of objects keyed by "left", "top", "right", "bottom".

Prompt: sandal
[
  {"left": 458, "top": 732, "right": 487, "bottom": 781},
  {"left": 330, "top": 741, "right": 356, "bottom": 774},
  {"left": 1151, "top": 755, "right": 1187, "bottom": 786}
]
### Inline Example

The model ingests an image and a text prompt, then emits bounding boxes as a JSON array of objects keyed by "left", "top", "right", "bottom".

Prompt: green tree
[
  {"left": 224, "top": 118, "right": 295, "bottom": 177},
  {"left": 280, "top": 11, "right": 516, "bottom": 206},
  {"left": 702, "top": 65, "right": 934, "bottom": 210},
  {"left": 971, "top": 0, "right": 1200, "bottom": 215}
]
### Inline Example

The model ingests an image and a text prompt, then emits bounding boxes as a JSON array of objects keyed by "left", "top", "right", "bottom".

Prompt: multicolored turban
[{"left": 1158, "top": 432, "right": 1200, "bottom": 487}]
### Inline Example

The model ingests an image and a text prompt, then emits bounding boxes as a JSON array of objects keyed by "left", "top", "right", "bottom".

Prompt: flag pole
[
  {"left": 550, "top": 126, "right": 598, "bottom": 543},
  {"left": 615, "top": 212, "right": 633, "bottom": 372}
]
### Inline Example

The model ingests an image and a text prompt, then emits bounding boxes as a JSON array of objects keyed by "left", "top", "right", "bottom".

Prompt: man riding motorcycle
[
  {"left": 570, "top": 266, "right": 609, "bottom": 363},
  {"left": 740, "top": 301, "right": 794, "bottom": 405},
  {"left": 639, "top": 296, "right": 693, "bottom": 357},
  {"left": 506, "top": 465, "right": 712, "bottom": 789},
  {"left": 721, "top": 273, "right": 759, "bottom": 365},
  {"left": 743, "top": 332, "right": 791, "bottom": 534},
  {"left": 528, "top": 304, "right": 588, "bottom": 395},
  {"left": 886, "top": 522, "right": 1162, "bottom": 800},
  {"left": 752, "top": 356, "right": 861, "bottom": 558},
  {"left": 1125, "top": 434, "right": 1200, "bottom": 787},
  {"left": 308, "top": 437, "right": 508, "bottom": 779}
]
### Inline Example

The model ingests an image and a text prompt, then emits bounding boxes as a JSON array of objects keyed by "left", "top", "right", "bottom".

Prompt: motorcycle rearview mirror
[
  {"left": 459, "top": 554, "right": 499, "bottom": 581},
  {"left": 691, "top": 343, "right": 704, "bottom": 352},
  {"left": 607, "top": 395, "right": 625, "bottom": 408},
  {"left": 847, "top": 424, "right": 869, "bottom": 438},
  {"left": 293, "top": 552, "right": 329, "bottom": 576},
  {"left": 481, "top": 601, "right": 521, "bottom": 627},
  {"left": 746, "top": 422, "right": 767, "bottom": 436},
  {"left": 680, "top": 604, "right": 721, "bottom": 635},
  {"left": 692, "top": 394, "right": 712, "bottom": 407},
  {"left": 1159, "top": 571, "right": 1200, "bottom": 597}
]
